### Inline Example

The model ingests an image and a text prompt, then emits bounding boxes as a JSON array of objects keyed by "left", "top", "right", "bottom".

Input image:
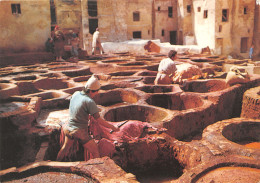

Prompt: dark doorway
[
  {"left": 89, "top": 19, "right": 98, "bottom": 35},
  {"left": 133, "top": 31, "right": 142, "bottom": 39},
  {"left": 50, "top": 0, "right": 56, "bottom": 25},
  {"left": 241, "top": 37, "right": 248, "bottom": 53},
  {"left": 178, "top": 31, "right": 183, "bottom": 45},
  {"left": 170, "top": 31, "right": 177, "bottom": 45}
]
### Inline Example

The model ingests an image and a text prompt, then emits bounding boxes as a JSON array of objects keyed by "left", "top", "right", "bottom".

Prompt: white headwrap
[{"left": 85, "top": 75, "right": 100, "bottom": 90}]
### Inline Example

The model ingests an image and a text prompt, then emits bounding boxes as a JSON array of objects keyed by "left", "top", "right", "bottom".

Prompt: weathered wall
[
  {"left": 193, "top": 0, "right": 215, "bottom": 49},
  {"left": 214, "top": 0, "right": 233, "bottom": 55},
  {"left": 177, "top": 0, "right": 194, "bottom": 45},
  {"left": 154, "top": 0, "right": 178, "bottom": 43},
  {"left": 213, "top": 0, "right": 255, "bottom": 56},
  {"left": 126, "top": 0, "right": 153, "bottom": 40},
  {"left": 55, "top": 0, "right": 81, "bottom": 31},
  {"left": 253, "top": 2, "right": 260, "bottom": 59},
  {"left": 54, "top": 0, "right": 82, "bottom": 45},
  {"left": 230, "top": 0, "right": 255, "bottom": 58},
  {"left": 81, "top": 0, "right": 128, "bottom": 53},
  {"left": 0, "top": 0, "right": 50, "bottom": 54}
]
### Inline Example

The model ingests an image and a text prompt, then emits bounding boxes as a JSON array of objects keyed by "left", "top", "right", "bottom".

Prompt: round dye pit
[
  {"left": 191, "top": 57, "right": 211, "bottom": 62},
  {"left": 181, "top": 79, "right": 227, "bottom": 93},
  {"left": 94, "top": 89, "right": 142, "bottom": 107},
  {"left": 0, "top": 83, "right": 19, "bottom": 99},
  {"left": 28, "top": 91, "right": 70, "bottom": 108},
  {"left": 100, "top": 59, "right": 129, "bottom": 63},
  {"left": 118, "top": 62, "right": 146, "bottom": 66},
  {"left": 62, "top": 67, "right": 92, "bottom": 77},
  {"left": 29, "top": 91, "right": 68, "bottom": 100},
  {"left": 142, "top": 76, "right": 156, "bottom": 84},
  {"left": 222, "top": 122, "right": 260, "bottom": 149},
  {"left": 104, "top": 105, "right": 170, "bottom": 123},
  {"left": 13, "top": 75, "right": 37, "bottom": 81},
  {"left": 203, "top": 119, "right": 260, "bottom": 159},
  {"left": 34, "top": 79, "right": 78, "bottom": 90},
  {"left": 134, "top": 71, "right": 157, "bottom": 76},
  {"left": 39, "top": 73, "right": 63, "bottom": 78},
  {"left": 135, "top": 85, "right": 182, "bottom": 94},
  {"left": 17, "top": 82, "right": 42, "bottom": 95},
  {"left": 49, "top": 66, "right": 79, "bottom": 71},
  {"left": 146, "top": 93, "right": 204, "bottom": 110},
  {"left": 195, "top": 166, "right": 260, "bottom": 183},
  {"left": 0, "top": 83, "right": 17, "bottom": 90},
  {"left": 73, "top": 75, "right": 91, "bottom": 82},
  {"left": 109, "top": 71, "right": 136, "bottom": 76}
]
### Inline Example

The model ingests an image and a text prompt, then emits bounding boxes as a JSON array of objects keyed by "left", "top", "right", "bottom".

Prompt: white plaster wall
[
  {"left": 102, "top": 39, "right": 202, "bottom": 54},
  {"left": 193, "top": 0, "right": 215, "bottom": 49}
]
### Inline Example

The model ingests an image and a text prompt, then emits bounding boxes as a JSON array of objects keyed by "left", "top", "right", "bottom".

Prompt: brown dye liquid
[{"left": 244, "top": 142, "right": 260, "bottom": 149}]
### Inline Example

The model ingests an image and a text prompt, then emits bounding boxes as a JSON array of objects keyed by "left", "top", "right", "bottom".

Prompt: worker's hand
[{"left": 112, "top": 125, "right": 120, "bottom": 132}]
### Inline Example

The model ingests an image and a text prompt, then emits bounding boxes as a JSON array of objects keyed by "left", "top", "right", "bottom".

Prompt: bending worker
[
  {"left": 57, "top": 75, "right": 119, "bottom": 161},
  {"left": 154, "top": 50, "right": 177, "bottom": 85}
]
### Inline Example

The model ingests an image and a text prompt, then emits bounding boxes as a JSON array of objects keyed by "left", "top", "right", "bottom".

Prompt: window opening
[
  {"left": 219, "top": 25, "right": 222, "bottom": 32},
  {"left": 133, "top": 11, "right": 140, "bottom": 21},
  {"left": 240, "top": 37, "right": 248, "bottom": 53},
  {"left": 222, "top": 9, "right": 228, "bottom": 22},
  {"left": 168, "top": 6, "right": 173, "bottom": 17},
  {"left": 204, "top": 10, "right": 208, "bottom": 18},
  {"left": 158, "top": 6, "right": 160, "bottom": 11},
  {"left": 187, "top": 5, "right": 191, "bottom": 13},
  {"left": 198, "top": 7, "right": 201, "bottom": 12},
  {"left": 88, "top": 0, "right": 97, "bottom": 17},
  {"left": 162, "top": 29, "right": 164, "bottom": 36},
  {"left": 133, "top": 31, "right": 141, "bottom": 39},
  {"left": 11, "top": 4, "right": 21, "bottom": 14},
  {"left": 89, "top": 18, "right": 98, "bottom": 34},
  {"left": 244, "top": 7, "right": 247, "bottom": 14},
  {"left": 50, "top": 0, "right": 57, "bottom": 24}
]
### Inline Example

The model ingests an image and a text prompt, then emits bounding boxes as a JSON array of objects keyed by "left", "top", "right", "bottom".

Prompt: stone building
[
  {"left": 0, "top": 0, "right": 51, "bottom": 53},
  {"left": 0, "top": 0, "right": 259, "bottom": 58}
]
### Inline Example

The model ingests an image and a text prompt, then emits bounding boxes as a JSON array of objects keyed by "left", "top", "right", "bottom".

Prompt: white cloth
[
  {"left": 172, "top": 63, "right": 202, "bottom": 83},
  {"left": 226, "top": 66, "right": 250, "bottom": 86},
  {"left": 85, "top": 75, "right": 101, "bottom": 90},
  {"left": 92, "top": 31, "right": 100, "bottom": 48},
  {"left": 154, "top": 58, "right": 176, "bottom": 84},
  {"left": 158, "top": 58, "right": 177, "bottom": 75}
]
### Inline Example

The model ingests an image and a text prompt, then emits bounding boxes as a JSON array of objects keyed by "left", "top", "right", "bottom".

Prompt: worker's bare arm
[{"left": 92, "top": 112, "right": 119, "bottom": 132}]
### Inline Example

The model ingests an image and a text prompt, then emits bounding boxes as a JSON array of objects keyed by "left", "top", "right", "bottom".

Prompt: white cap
[{"left": 85, "top": 75, "right": 101, "bottom": 90}]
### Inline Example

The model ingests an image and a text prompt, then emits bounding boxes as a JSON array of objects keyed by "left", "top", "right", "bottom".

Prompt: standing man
[
  {"left": 70, "top": 32, "right": 80, "bottom": 62},
  {"left": 249, "top": 44, "right": 254, "bottom": 60},
  {"left": 92, "top": 28, "right": 105, "bottom": 55},
  {"left": 52, "top": 25, "right": 65, "bottom": 61},
  {"left": 154, "top": 50, "right": 177, "bottom": 84},
  {"left": 57, "top": 75, "right": 119, "bottom": 161}
]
